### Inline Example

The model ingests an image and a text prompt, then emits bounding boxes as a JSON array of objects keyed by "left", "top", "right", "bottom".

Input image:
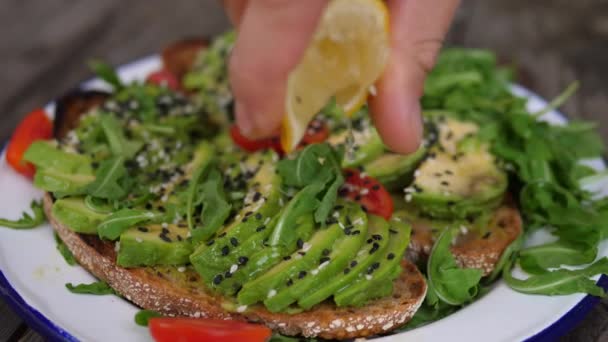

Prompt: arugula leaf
[
  {"left": 23, "top": 141, "right": 95, "bottom": 195},
  {"left": 0, "top": 200, "right": 46, "bottom": 229},
  {"left": 86, "top": 157, "right": 129, "bottom": 200},
  {"left": 518, "top": 240, "right": 597, "bottom": 275},
  {"left": 269, "top": 184, "right": 322, "bottom": 247},
  {"left": 54, "top": 232, "right": 76, "bottom": 266},
  {"left": 134, "top": 310, "right": 163, "bottom": 327},
  {"left": 191, "top": 169, "right": 232, "bottom": 243},
  {"left": 277, "top": 143, "right": 344, "bottom": 224},
  {"left": 97, "top": 209, "right": 164, "bottom": 240},
  {"left": 427, "top": 228, "right": 483, "bottom": 305},
  {"left": 485, "top": 234, "right": 523, "bottom": 283},
  {"left": 88, "top": 60, "right": 124, "bottom": 90},
  {"left": 65, "top": 281, "right": 116, "bottom": 295},
  {"left": 504, "top": 257, "right": 608, "bottom": 297},
  {"left": 100, "top": 115, "right": 143, "bottom": 158}
]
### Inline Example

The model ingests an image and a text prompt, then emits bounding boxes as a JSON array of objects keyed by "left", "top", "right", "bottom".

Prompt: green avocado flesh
[
  {"left": 408, "top": 116, "right": 507, "bottom": 219},
  {"left": 117, "top": 224, "right": 193, "bottom": 267},
  {"left": 327, "top": 112, "right": 384, "bottom": 168},
  {"left": 52, "top": 197, "right": 108, "bottom": 234},
  {"left": 363, "top": 147, "right": 427, "bottom": 190}
]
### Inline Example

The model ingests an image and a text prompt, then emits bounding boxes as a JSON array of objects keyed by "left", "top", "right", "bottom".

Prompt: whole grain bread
[
  {"left": 406, "top": 199, "right": 523, "bottom": 275},
  {"left": 45, "top": 193, "right": 426, "bottom": 339}
]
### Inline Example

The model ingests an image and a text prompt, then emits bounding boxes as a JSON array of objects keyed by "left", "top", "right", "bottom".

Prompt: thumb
[
  {"left": 369, "top": 0, "right": 460, "bottom": 154},
  {"left": 229, "top": 0, "right": 328, "bottom": 139}
]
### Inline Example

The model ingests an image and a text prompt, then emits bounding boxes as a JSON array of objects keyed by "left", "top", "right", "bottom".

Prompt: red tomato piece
[
  {"left": 6, "top": 109, "right": 53, "bottom": 178},
  {"left": 146, "top": 69, "right": 181, "bottom": 91},
  {"left": 341, "top": 168, "right": 394, "bottom": 220},
  {"left": 230, "top": 119, "right": 329, "bottom": 154},
  {"left": 149, "top": 318, "right": 272, "bottom": 342},
  {"left": 229, "top": 125, "right": 281, "bottom": 153}
]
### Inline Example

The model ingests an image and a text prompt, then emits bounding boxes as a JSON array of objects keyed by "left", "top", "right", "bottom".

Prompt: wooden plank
[{"left": 0, "top": 298, "right": 25, "bottom": 341}]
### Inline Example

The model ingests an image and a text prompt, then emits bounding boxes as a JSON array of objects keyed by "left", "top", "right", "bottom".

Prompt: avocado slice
[
  {"left": 363, "top": 147, "right": 426, "bottom": 190},
  {"left": 190, "top": 157, "right": 282, "bottom": 289},
  {"left": 334, "top": 217, "right": 412, "bottom": 307},
  {"left": 216, "top": 214, "right": 315, "bottom": 296},
  {"left": 51, "top": 197, "right": 109, "bottom": 234},
  {"left": 296, "top": 214, "right": 389, "bottom": 310},
  {"left": 117, "top": 223, "right": 193, "bottom": 267},
  {"left": 237, "top": 221, "right": 345, "bottom": 306},
  {"left": 408, "top": 117, "right": 507, "bottom": 219},
  {"left": 327, "top": 111, "right": 384, "bottom": 168},
  {"left": 263, "top": 205, "right": 368, "bottom": 312}
]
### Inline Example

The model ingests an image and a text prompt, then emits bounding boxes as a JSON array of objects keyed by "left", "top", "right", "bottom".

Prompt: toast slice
[
  {"left": 45, "top": 193, "right": 426, "bottom": 339},
  {"left": 405, "top": 198, "right": 522, "bottom": 275}
]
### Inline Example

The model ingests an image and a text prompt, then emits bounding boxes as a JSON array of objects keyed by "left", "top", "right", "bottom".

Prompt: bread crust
[
  {"left": 161, "top": 37, "right": 208, "bottom": 80},
  {"left": 406, "top": 199, "right": 523, "bottom": 275},
  {"left": 45, "top": 194, "right": 426, "bottom": 339}
]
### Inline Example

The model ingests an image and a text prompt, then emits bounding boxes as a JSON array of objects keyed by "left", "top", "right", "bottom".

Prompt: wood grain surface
[{"left": 0, "top": 1, "right": 607, "bottom": 341}]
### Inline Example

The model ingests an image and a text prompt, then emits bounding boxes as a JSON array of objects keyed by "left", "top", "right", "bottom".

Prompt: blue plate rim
[{"left": 0, "top": 59, "right": 605, "bottom": 342}]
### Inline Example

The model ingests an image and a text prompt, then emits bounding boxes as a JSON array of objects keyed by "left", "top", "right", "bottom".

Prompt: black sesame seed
[
  {"left": 350, "top": 260, "right": 358, "bottom": 268},
  {"left": 238, "top": 256, "right": 249, "bottom": 266},
  {"left": 297, "top": 239, "right": 304, "bottom": 249},
  {"left": 177, "top": 235, "right": 183, "bottom": 242},
  {"left": 372, "top": 234, "right": 382, "bottom": 241},
  {"left": 441, "top": 181, "right": 450, "bottom": 186},
  {"left": 372, "top": 262, "right": 380, "bottom": 269},
  {"left": 387, "top": 253, "right": 396, "bottom": 260},
  {"left": 354, "top": 195, "right": 362, "bottom": 201},
  {"left": 256, "top": 225, "right": 266, "bottom": 232},
  {"left": 360, "top": 205, "right": 368, "bottom": 213},
  {"left": 283, "top": 256, "right": 292, "bottom": 261},
  {"left": 372, "top": 184, "right": 380, "bottom": 191},
  {"left": 351, "top": 230, "right": 361, "bottom": 235},
  {"left": 482, "top": 232, "right": 491, "bottom": 239},
  {"left": 370, "top": 243, "right": 380, "bottom": 254},
  {"left": 389, "top": 229, "right": 398, "bottom": 235},
  {"left": 225, "top": 271, "right": 233, "bottom": 279},
  {"left": 178, "top": 223, "right": 187, "bottom": 228},
  {"left": 343, "top": 268, "right": 351, "bottom": 274},
  {"left": 162, "top": 228, "right": 170, "bottom": 235},
  {"left": 322, "top": 249, "right": 331, "bottom": 256},
  {"left": 159, "top": 234, "right": 172, "bottom": 243},
  {"left": 145, "top": 203, "right": 153, "bottom": 210},
  {"left": 445, "top": 170, "right": 453, "bottom": 175},
  {"left": 298, "top": 271, "right": 307, "bottom": 279},
  {"left": 137, "top": 226, "right": 149, "bottom": 232},
  {"left": 253, "top": 192, "right": 262, "bottom": 202},
  {"left": 319, "top": 256, "right": 330, "bottom": 264},
  {"left": 230, "top": 237, "right": 239, "bottom": 247},
  {"left": 206, "top": 239, "right": 215, "bottom": 246},
  {"left": 367, "top": 238, "right": 374, "bottom": 244},
  {"left": 298, "top": 252, "right": 306, "bottom": 256},
  {"left": 333, "top": 205, "right": 344, "bottom": 211},
  {"left": 245, "top": 211, "right": 253, "bottom": 217},
  {"left": 255, "top": 212, "right": 262, "bottom": 220},
  {"left": 286, "top": 278, "right": 294, "bottom": 287},
  {"left": 434, "top": 172, "right": 443, "bottom": 177},
  {"left": 218, "top": 232, "right": 227, "bottom": 238},
  {"left": 213, "top": 274, "right": 223, "bottom": 285},
  {"left": 221, "top": 246, "right": 230, "bottom": 256}
]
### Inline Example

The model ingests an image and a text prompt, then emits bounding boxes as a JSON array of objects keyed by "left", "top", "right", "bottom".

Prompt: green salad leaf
[
  {"left": 0, "top": 200, "right": 46, "bottom": 229},
  {"left": 54, "top": 232, "right": 77, "bottom": 266},
  {"left": 504, "top": 257, "right": 608, "bottom": 297},
  {"left": 134, "top": 310, "right": 163, "bottom": 327},
  {"left": 427, "top": 228, "right": 483, "bottom": 306},
  {"left": 100, "top": 114, "right": 143, "bottom": 158},
  {"left": 65, "top": 281, "right": 116, "bottom": 295},
  {"left": 88, "top": 60, "right": 124, "bottom": 90},
  {"left": 86, "top": 157, "right": 129, "bottom": 200},
  {"left": 189, "top": 169, "right": 232, "bottom": 243},
  {"left": 277, "top": 143, "right": 344, "bottom": 224},
  {"left": 97, "top": 209, "right": 164, "bottom": 240}
]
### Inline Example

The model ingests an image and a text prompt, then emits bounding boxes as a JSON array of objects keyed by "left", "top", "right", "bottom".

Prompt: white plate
[{"left": 0, "top": 56, "right": 606, "bottom": 342}]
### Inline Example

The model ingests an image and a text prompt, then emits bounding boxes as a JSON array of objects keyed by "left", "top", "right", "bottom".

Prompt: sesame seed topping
[
  {"left": 230, "top": 264, "right": 238, "bottom": 274},
  {"left": 267, "top": 289, "right": 277, "bottom": 298},
  {"left": 221, "top": 246, "right": 230, "bottom": 256},
  {"left": 237, "top": 305, "right": 248, "bottom": 313}
]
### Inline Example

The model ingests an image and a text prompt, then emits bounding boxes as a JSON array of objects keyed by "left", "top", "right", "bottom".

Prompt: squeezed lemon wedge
[{"left": 280, "top": 0, "right": 390, "bottom": 152}]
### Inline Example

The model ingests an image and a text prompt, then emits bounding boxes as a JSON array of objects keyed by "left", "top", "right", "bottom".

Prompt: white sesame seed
[
  {"left": 360, "top": 188, "right": 369, "bottom": 195},
  {"left": 353, "top": 217, "right": 364, "bottom": 226},
  {"left": 405, "top": 194, "right": 412, "bottom": 202},
  {"left": 114, "top": 242, "right": 121, "bottom": 252},
  {"left": 414, "top": 170, "right": 421, "bottom": 178},
  {"left": 264, "top": 217, "right": 271, "bottom": 225},
  {"left": 161, "top": 222, "right": 168, "bottom": 229},
  {"left": 368, "top": 84, "right": 377, "bottom": 96},
  {"left": 460, "top": 225, "right": 469, "bottom": 234},
  {"left": 338, "top": 221, "right": 345, "bottom": 229},
  {"left": 237, "top": 305, "right": 247, "bottom": 313},
  {"left": 366, "top": 274, "right": 373, "bottom": 280},
  {"left": 267, "top": 289, "right": 277, "bottom": 298},
  {"left": 177, "top": 266, "right": 186, "bottom": 273},
  {"left": 279, "top": 198, "right": 284, "bottom": 207},
  {"left": 404, "top": 187, "right": 414, "bottom": 193},
  {"left": 359, "top": 172, "right": 368, "bottom": 179},
  {"left": 392, "top": 216, "right": 401, "bottom": 222},
  {"left": 302, "top": 242, "right": 312, "bottom": 252},
  {"left": 230, "top": 264, "right": 238, "bottom": 274},
  {"left": 311, "top": 269, "right": 319, "bottom": 275},
  {"left": 317, "top": 157, "right": 325, "bottom": 165},
  {"left": 332, "top": 211, "right": 340, "bottom": 219},
  {"left": 135, "top": 237, "right": 143, "bottom": 243},
  {"left": 319, "top": 261, "right": 330, "bottom": 270}
]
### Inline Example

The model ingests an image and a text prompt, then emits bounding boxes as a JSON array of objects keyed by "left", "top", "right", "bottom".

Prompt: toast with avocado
[{"left": 32, "top": 65, "right": 427, "bottom": 339}]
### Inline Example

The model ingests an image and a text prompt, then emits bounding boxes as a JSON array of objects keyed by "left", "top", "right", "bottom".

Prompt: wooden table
[{"left": 1, "top": 1, "right": 607, "bottom": 341}]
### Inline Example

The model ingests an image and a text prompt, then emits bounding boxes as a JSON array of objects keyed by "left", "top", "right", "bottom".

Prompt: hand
[{"left": 223, "top": 0, "right": 460, "bottom": 154}]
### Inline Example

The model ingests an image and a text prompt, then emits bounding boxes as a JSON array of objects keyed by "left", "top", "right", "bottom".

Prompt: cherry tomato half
[
  {"left": 230, "top": 119, "right": 329, "bottom": 154},
  {"left": 341, "top": 168, "right": 394, "bottom": 220},
  {"left": 6, "top": 108, "right": 53, "bottom": 178},
  {"left": 149, "top": 318, "right": 272, "bottom": 342},
  {"left": 146, "top": 69, "right": 181, "bottom": 91}
]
